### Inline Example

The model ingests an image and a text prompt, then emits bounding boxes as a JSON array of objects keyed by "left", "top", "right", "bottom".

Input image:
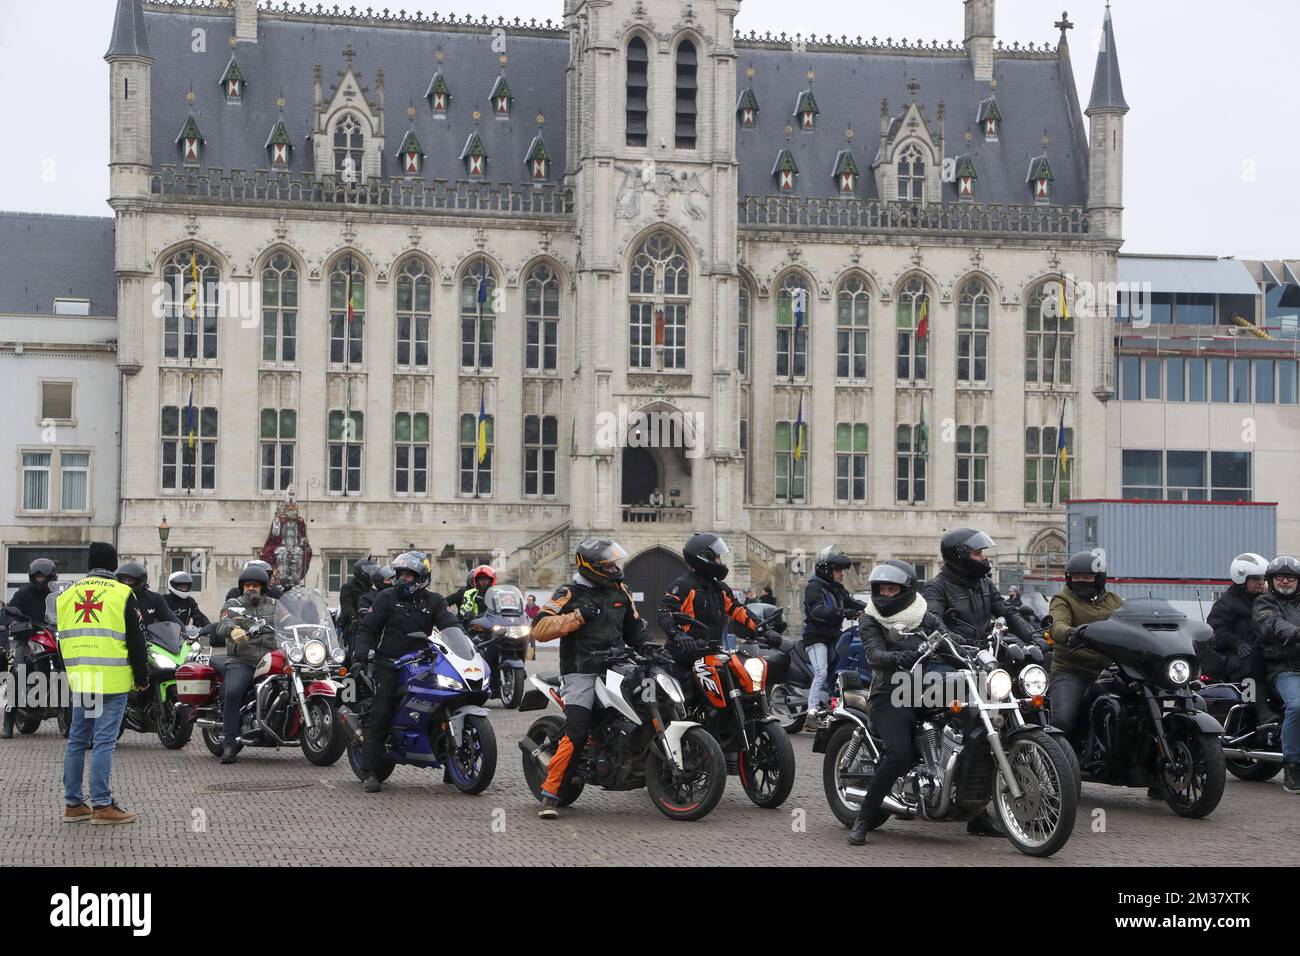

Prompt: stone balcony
[{"left": 739, "top": 196, "right": 1090, "bottom": 237}]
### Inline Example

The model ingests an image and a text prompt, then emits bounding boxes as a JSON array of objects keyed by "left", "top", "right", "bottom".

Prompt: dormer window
[
  {"left": 425, "top": 72, "right": 450, "bottom": 113},
  {"left": 525, "top": 134, "right": 551, "bottom": 181},
  {"left": 333, "top": 113, "right": 364, "bottom": 182},
  {"left": 772, "top": 149, "right": 799, "bottom": 193},
  {"left": 265, "top": 119, "right": 292, "bottom": 169},
  {"left": 897, "top": 142, "right": 925, "bottom": 202},
  {"left": 736, "top": 88, "right": 759, "bottom": 128},
  {"left": 794, "top": 90, "right": 819, "bottom": 131},
  {"left": 396, "top": 131, "right": 425, "bottom": 175},
  {"left": 956, "top": 156, "right": 978, "bottom": 200},
  {"left": 221, "top": 58, "right": 245, "bottom": 101},
  {"left": 489, "top": 76, "right": 513, "bottom": 118},
  {"left": 833, "top": 150, "right": 859, "bottom": 194},
  {"left": 978, "top": 97, "right": 1001, "bottom": 142},
  {"left": 1027, "top": 156, "right": 1054, "bottom": 203},
  {"left": 176, "top": 117, "right": 205, "bottom": 166},
  {"left": 461, "top": 132, "right": 488, "bottom": 178}
]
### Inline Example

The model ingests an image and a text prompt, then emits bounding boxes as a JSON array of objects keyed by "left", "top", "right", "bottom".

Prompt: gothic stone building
[{"left": 105, "top": 0, "right": 1128, "bottom": 617}]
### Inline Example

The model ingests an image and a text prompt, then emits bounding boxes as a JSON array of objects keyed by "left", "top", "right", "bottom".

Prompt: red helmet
[{"left": 469, "top": 565, "right": 497, "bottom": 590}]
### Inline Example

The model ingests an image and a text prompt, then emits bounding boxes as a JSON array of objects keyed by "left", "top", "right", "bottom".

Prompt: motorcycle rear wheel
[
  {"left": 447, "top": 714, "right": 497, "bottom": 794},
  {"left": 201, "top": 725, "right": 243, "bottom": 759},
  {"left": 346, "top": 741, "right": 395, "bottom": 782},
  {"left": 1225, "top": 756, "right": 1282, "bottom": 781},
  {"left": 994, "top": 730, "right": 1078, "bottom": 858},
  {"left": 645, "top": 726, "right": 727, "bottom": 822},
  {"left": 520, "top": 715, "right": 584, "bottom": 807},
  {"left": 739, "top": 722, "right": 796, "bottom": 809},
  {"left": 823, "top": 722, "right": 890, "bottom": 830},
  {"left": 300, "top": 698, "right": 346, "bottom": 767},
  {"left": 766, "top": 684, "right": 806, "bottom": 735},
  {"left": 1158, "top": 732, "right": 1227, "bottom": 818}
]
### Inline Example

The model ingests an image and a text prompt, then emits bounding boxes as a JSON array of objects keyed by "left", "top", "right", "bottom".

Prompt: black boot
[
  {"left": 220, "top": 746, "right": 237, "bottom": 765},
  {"left": 364, "top": 774, "right": 382, "bottom": 793},
  {"left": 847, "top": 815, "right": 870, "bottom": 846},
  {"left": 1, "top": 709, "right": 14, "bottom": 739},
  {"left": 1285, "top": 763, "right": 1300, "bottom": 794},
  {"left": 966, "top": 811, "right": 1004, "bottom": 837}
]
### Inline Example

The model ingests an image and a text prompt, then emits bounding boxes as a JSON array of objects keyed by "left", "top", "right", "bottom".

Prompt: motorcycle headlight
[
  {"left": 743, "top": 657, "right": 766, "bottom": 690},
  {"left": 149, "top": 651, "right": 171, "bottom": 671},
  {"left": 287, "top": 646, "right": 305, "bottom": 664},
  {"left": 331, "top": 646, "right": 347, "bottom": 664},
  {"left": 987, "top": 669, "right": 1013, "bottom": 702},
  {"left": 436, "top": 674, "right": 465, "bottom": 691},
  {"left": 1167, "top": 659, "right": 1192, "bottom": 686},
  {"left": 655, "top": 671, "right": 685, "bottom": 705},
  {"left": 492, "top": 625, "right": 506, "bottom": 634},
  {"left": 1019, "top": 665, "right": 1048, "bottom": 698},
  {"left": 508, "top": 625, "right": 531, "bottom": 639},
  {"left": 303, "top": 641, "right": 327, "bottom": 667}
]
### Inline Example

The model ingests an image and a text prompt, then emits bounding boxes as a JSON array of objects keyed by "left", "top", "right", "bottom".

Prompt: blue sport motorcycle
[{"left": 339, "top": 626, "right": 497, "bottom": 794}]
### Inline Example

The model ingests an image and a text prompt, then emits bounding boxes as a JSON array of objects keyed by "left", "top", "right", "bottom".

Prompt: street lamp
[{"left": 158, "top": 516, "right": 171, "bottom": 583}]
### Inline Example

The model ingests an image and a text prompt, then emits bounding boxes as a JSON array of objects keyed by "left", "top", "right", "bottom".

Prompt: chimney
[
  {"left": 235, "top": 0, "right": 257, "bottom": 42},
  {"left": 964, "top": 0, "right": 994, "bottom": 81}
]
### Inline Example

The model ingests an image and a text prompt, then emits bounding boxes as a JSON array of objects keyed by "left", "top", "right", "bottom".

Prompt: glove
[
  {"left": 896, "top": 649, "right": 921, "bottom": 669},
  {"left": 672, "top": 636, "right": 702, "bottom": 660},
  {"left": 576, "top": 604, "right": 603, "bottom": 624},
  {"left": 229, "top": 626, "right": 248, "bottom": 643},
  {"left": 1237, "top": 643, "right": 1254, "bottom": 660},
  {"left": 1065, "top": 626, "right": 1086, "bottom": 649}
]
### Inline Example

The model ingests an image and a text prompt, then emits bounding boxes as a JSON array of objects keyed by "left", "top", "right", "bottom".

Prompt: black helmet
[
  {"left": 237, "top": 564, "right": 271, "bottom": 605},
  {"left": 372, "top": 564, "right": 396, "bottom": 590},
  {"left": 940, "top": 528, "right": 995, "bottom": 579},
  {"left": 391, "top": 551, "right": 431, "bottom": 599},
  {"left": 167, "top": 570, "right": 194, "bottom": 599},
  {"left": 575, "top": 538, "right": 629, "bottom": 589},
  {"left": 353, "top": 558, "right": 379, "bottom": 587},
  {"left": 683, "top": 533, "right": 731, "bottom": 581},
  {"left": 28, "top": 558, "right": 57, "bottom": 593},
  {"left": 814, "top": 545, "right": 852, "bottom": 583},
  {"left": 115, "top": 561, "right": 148, "bottom": 592},
  {"left": 868, "top": 560, "right": 918, "bottom": 618},
  {"left": 1265, "top": 555, "right": 1300, "bottom": 598},
  {"left": 1065, "top": 550, "right": 1108, "bottom": 602}
]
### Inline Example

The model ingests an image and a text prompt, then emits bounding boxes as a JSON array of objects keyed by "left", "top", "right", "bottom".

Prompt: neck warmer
[{"left": 863, "top": 593, "right": 929, "bottom": 633}]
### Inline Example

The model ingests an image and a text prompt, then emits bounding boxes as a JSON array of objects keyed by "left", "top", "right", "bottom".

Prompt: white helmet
[
  {"left": 1229, "top": 552, "right": 1269, "bottom": 585},
  {"left": 167, "top": 570, "right": 194, "bottom": 599}
]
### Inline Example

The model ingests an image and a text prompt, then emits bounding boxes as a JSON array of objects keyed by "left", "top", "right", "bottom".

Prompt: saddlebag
[{"left": 175, "top": 662, "right": 216, "bottom": 705}]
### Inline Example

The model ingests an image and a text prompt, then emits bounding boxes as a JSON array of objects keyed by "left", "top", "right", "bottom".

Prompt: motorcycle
[
  {"left": 671, "top": 612, "right": 797, "bottom": 809},
  {"left": 517, "top": 647, "right": 728, "bottom": 821},
  {"left": 177, "top": 587, "right": 348, "bottom": 766},
  {"left": 2, "top": 591, "right": 72, "bottom": 737},
  {"left": 1063, "top": 599, "right": 1226, "bottom": 817},
  {"left": 466, "top": 584, "right": 531, "bottom": 709},
  {"left": 819, "top": 628, "right": 1079, "bottom": 858},
  {"left": 337, "top": 625, "right": 497, "bottom": 794},
  {"left": 759, "top": 606, "right": 872, "bottom": 735},
  {"left": 1200, "top": 680, "right": 1286, "bottom": 782},
  {"left": 120, "top": 621, "right": 201, "bottom": 749}
]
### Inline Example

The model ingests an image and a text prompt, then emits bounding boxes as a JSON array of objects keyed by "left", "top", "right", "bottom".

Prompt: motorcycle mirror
[{"left": 405, "top": 631, "right": 430, "bottom": 640}]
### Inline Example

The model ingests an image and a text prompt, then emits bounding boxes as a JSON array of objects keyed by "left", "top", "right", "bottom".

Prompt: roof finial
[
  {"left": 1055, "top": 11, "right": 1073, "bottom": 37},
  {"left": 536, "top": 112, "right": 545, "bottom": 128},
  {"left": 343, "top": 43, "right": 356, "bottom": 67}
]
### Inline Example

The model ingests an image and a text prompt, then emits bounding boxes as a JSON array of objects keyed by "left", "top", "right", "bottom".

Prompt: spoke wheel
[{"left": 994, "top": 731, "right": 1078, "bottom": 858}]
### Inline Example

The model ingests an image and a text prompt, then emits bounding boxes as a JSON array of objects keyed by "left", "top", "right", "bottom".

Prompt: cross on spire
[{"left": 1055, "top": 11, "right": 1074, "bottom": 35}]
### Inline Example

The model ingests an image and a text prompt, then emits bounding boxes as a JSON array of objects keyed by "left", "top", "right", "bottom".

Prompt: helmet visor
[
  {"left": 963, "top": 531, "right": 996, "bottom": 552},
  {"left": 707, "top": 537, "right": 731, "bottom": 559},
  {"left": 868, "top": 564, "right": 912, "bottom": 587},
  {"left": 587, "top": 542, "right": 630, "bottom": 574}
]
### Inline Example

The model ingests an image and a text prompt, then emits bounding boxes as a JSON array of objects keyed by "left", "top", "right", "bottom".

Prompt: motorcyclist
[
  {"left": 338, "top": 558, "right": 379, "bottom": 648},
  {"left": 163, "top": 571, "right": 210, "bottom": 629},
  {"left": 115, "top": 561, "right": 181, "bottom": 628},
  {"left": 923, "top": 529, "right": 1035, "bottom": 835},
  {"left": 1202, "top": 553, "right": 1268, "bottom": 684},
  {"left": 802, "top": 546, "right": 867, "bottom": 730},
  {"left": 530, "top": 538, "right": 650, "bottom": 819},
  {"left": 224, "top": 561, "right": 283, "bottom": 601},
  {"left": 358, "top": 564, "right": 394, "bottom": 618},
  {"left": 1045, "top": 550, "right": 1124, "bottom": 738},
  {"left": 3, "top": 558, "right": 60, "bottom": 739},
  {"left": 213, "top": 565, "right": 291, "bottom": 764},
  {"left": 1252, "top": 555, "right": 1300, "bottom": 794},
  {"left": 449, "top": 565, "right": 497, "bottom": 624},
  {"left": 658, "top": 534, "right": 764, "bottom": 694},
  {"left": 848, "top": 560, "right": 948, "bottom": 846},
  {"left": 353, "top": 552, "right": 460, "bottom": 793}
]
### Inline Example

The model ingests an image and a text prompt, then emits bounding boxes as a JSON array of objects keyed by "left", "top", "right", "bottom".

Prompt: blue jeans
[
  {"left": 1273, "top": 672, "right": 1300, "bottom": 763},
  {"left": 807, "top": 643, "right": 829, "bottom": 715},
  {"left": 63, "top": 692, "right": 129, "bottom": 808}
]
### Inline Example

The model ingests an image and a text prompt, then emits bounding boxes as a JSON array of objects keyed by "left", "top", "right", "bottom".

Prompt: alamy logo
[{"left": 49, "top": 886, "right": 152, "bottom": 936}]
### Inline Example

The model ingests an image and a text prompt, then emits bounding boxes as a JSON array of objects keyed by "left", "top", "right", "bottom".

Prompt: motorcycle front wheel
[
  {"left": 993, "top": 729, "right": 1078, "bottom": 858},
  {"left": 300, "top": 697, "right": 346, "bottom": 767},
  {"left": 499, "top": 667, "right": 525, "bottom": 709},
  {"left": 1158, "top": 732, "right": 1227, "bottom": 818},
  {"left": 156, "top": 699, "right": 193, "bottom": 750},
  {"left": 823, "top": 722, "right": 889, "bottom": 830},
  {"left": 645, "top": 727, "right": 727, "bottom": 822},
  {"left": 15, "top": 710, "right": 42, "bottom": 735},
  {"left": 739, "top": 721, "right": 796, "bottom": 808},
  {"left": 446, "top": 714, "right": 497, "bottom": 794}
]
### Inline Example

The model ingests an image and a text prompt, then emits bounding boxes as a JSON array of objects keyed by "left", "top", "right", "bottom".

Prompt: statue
[{"left": 260, "top": 492, "right": 312, "bottom": 586}]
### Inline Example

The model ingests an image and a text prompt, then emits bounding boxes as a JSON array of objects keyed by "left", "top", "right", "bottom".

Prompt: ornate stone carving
[
  {"left": 274, "top": 216, "right": 289, "bottom": 240},
  {"left": 185, "top": 214, "right": 200, "bottom": 237},
  {"left": 626, "top": 372, "right": 692, "bottom": 393},
  {"left": 615, "top": 162, "right": 709, "bottom": 221}
]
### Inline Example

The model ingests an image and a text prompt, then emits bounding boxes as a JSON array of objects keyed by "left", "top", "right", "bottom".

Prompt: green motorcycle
[{"left": 120, "top": 621, "right": 200, "bottom": 749}]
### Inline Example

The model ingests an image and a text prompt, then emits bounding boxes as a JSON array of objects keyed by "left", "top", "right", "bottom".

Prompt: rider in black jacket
[
  {"left": 659, "top": 534, "right": 759, "bottom": 669},
  {"left": 2, "top": 559, "right": 59, "bottom": 738},
  {"left": 163, "top": 571, "right": 210, "bottom": 629},
  {"left": 337, "top": 559, "right": 378, "bottom": 649},
  {"left": 802, "top": 547, "right": 867, "bottom": 728},
  {"left": 1203, "top": 553, "right": 1268, "bottom": 684},
  {"left": 115, "top": 562, "right": 180, "bottom": 628},
  {"left": 353, "top": 552, "right": 460, "bottom": 793}
]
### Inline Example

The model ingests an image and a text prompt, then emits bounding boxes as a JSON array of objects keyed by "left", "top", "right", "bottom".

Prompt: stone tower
[
  {"left": 964, "top": 0, "right": 995, "bottom": 81},
  {"left": 1086, "top": 4, "right": 1129, "bottom": 244}
]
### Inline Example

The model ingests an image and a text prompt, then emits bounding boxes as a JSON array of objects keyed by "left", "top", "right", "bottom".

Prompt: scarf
[{"left": 862, "top": 593, "right": 929, "bottom": 633}]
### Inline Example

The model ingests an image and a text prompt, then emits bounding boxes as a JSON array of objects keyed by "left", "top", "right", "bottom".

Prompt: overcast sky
[{"left": 1, "top": 0, "right": 1296, "bottom": 258}]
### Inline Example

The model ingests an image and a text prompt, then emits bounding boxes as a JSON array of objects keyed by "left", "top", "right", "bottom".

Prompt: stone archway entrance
[{"left": 624, "top": 546, "right": 687, "bottom": 634}]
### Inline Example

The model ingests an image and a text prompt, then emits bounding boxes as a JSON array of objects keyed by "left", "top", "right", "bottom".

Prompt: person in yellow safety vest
[{"left": 56, "top": 541, "right": 149, "bottom": 826}]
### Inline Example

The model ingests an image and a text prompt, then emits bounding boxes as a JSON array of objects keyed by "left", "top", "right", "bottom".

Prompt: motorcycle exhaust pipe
[
  {"left": 517, "top": 736, "right": 553, "bottom": 769},
  {"left": 1221, "top": 747, "right": 1284, "bottom": 764},
  {"left": 843, "top": 787, "right": 911, "bottom": 816},
  {"left": 336, "top": 704, "right": 364, "bottom": 746}
]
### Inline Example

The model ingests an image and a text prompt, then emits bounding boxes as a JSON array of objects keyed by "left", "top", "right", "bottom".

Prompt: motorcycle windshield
[
  {"left": 275, "top": 588, "right": 342, "bottom": 660},
  {"left": 147, "top": 621, "right": 185, "bottom": 656},
  {"left": 484, "top": 584, "right": 525, "bottom": 617},
  {"left": 434, "top": 625, "right": 477, "bottom": 661},
  {"left": 1021, "top": 591, "right": 1050, "bottom": 619},
  {"left": 277, "top": 587, "right": 332, "bottom": 626}
]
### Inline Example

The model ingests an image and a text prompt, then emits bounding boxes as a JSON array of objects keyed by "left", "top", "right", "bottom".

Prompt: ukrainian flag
[
  {"left": 793, "top": 393, "right": 805, "bottom": 462},
  {"left": 477, "top": 388, "right": 489, "bottom": 464},
  {"left": 1057, "top": 398, "right": 1069, "bottom": 477}
]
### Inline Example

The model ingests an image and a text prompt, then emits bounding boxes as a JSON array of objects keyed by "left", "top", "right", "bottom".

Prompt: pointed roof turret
[
  {"left": 106, "top": 0, "right": 151, "bottom": 60},
  {"left": 1087, "top": 4, "right": 1129, "bottom": 113}
]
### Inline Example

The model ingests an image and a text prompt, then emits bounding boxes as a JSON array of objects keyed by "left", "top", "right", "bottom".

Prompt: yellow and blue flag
[
  {"left": 185, "top": 382, "right": 197, "bottom": 450},
  {"left": 793, "top": 393, "right": 805, "bottom": 461},
  {"left": 477, "top": 388, "right": 489, "bottom": 464},
  {"left": 1057, "top": 398, "right": 1069, "bottom": 477}
]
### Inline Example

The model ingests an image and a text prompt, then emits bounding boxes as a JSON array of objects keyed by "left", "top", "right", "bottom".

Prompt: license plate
[{"left": 1162, "top": 699, "right": 1176, "bottom": 710}]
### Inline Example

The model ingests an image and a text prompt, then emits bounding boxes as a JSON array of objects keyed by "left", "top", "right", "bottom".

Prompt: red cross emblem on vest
[{"left": 74, "top": 589, "right": 104, "bottom": 624}]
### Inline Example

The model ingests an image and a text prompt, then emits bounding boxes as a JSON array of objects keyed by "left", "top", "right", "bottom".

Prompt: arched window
[
  {"left": 628, "top": 233, "right": 689, "bottom": 370},
  {"left": 328, "top": 257, "right": 365, "bottom": 365},
  {"left": 776, "top": 274, "right": 809, "bottom": 379},
  {"left": 626, "top": 36, "right": 649, "bottom": 147},
  {"left": 897, "top": 143, "right": 925, "bottom": 202},
  {"left": 460, "top": 260, "right": 497, "bottom": 370},
  {"left": 333, "top": 113, "right": 364, "bottom": 181},
  {"left": 162, "top": 249, "right": 219, "bottom": 360},
  {"left": 957, "top": 279, "right": 991, "bottom": 383},
  {"left": 396, "top": 258, "right": 431, "bottom": 369},
  {"left": 896, "top": 277, "right": 930, "bottom": 382},
  {"left": 525, "top": 264, "right": 560, "bottom": 371},
  {"left": 261, "top": 253, "right": 297, "bottom": 364},
  {"left": 675, "top": 40, "right": 697, "bottom": 148},
  {"left": 1026, "top": 281, "right": 1074, "bottom": 384},
  {"left": 836, "top": 276, "right": 869, "bottom": 380},
  {"left": 737, "top": 285, "right": 751, "bottom": 377}
]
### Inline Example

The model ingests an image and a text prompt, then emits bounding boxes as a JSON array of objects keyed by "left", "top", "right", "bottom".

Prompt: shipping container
[{"left": 1065, "top": 500, "right": 1276, "bottom": 581}]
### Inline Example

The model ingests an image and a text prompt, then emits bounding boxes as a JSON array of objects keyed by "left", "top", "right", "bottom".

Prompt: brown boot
[
  {"left": 91, "top": 802, "right": 137, "bottom": 825},
  {"left": 63, "top": 803, "right": 93, "bottom": 824}
]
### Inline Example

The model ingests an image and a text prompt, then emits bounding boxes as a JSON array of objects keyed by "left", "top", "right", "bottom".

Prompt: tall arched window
[
  {"left": 395, "top": 258, "right": 431, "bottom": 369},
  {"left": 626, "top": 36, "right": 649, "bottom": 147},
  {"left": 737, "top": 285, "right": 751, "bottom": 378},
  {"left": 525, "top": 264, "right": 560, "bottom": 371},
  {"left": 897, "top": 143, "right": 925, "bottom": 202},
  {"left": 261, "top": 253, "right": 297, "bottom": 363},
  {"left": 333, "top": 113, "right": 364, "bottom": 181},
  {"left": 836, "top": 276, "right": 869, "bottom": 380},
  {"left": 162, "top": 249, "right": 219, "bottom": 360},
  {"left": 460, "top": 260, "right": 497, "bottom": 370},
  {"left": 957, "top": 279, "right": 991, "bottom": 383},
  {"left": 776, "top": 274, "right": 809, "bottom": 379},
  {"left": 1026, "top": 281, "right": 1074, "bottom": 385},
  {"left": 896, "top": 277, "right": 929, "bottom": 382},
  {"left": 675, "top": 40, "right": 697, "bottom": 148},
  {"left": 328, "top": 257, "right": 365, "bottom": 365},
  {"left": 628, "top": 234, "right": 689, "bottom": 370}
]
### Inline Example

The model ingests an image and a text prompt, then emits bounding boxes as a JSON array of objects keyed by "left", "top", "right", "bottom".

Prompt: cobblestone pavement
[{"left": 2, "top": 648, "right": 1297, "bottom": 867}]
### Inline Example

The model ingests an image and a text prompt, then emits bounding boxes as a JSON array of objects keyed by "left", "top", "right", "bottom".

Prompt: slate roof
[
  {"left": 0, "top": 213, "right": 117, "bottom": 317},
  {"left": 1087, "top": 6, "right": 1129, "bottom": 113}
]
